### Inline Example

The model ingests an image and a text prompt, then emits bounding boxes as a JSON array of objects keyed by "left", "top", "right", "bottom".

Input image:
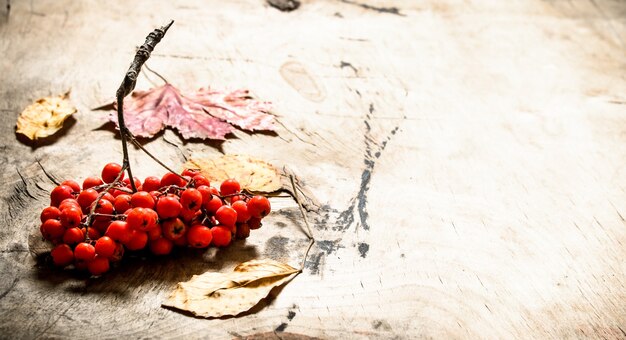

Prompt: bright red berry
[
  {"left": 187, "top": 225, "right": 212, "bottom": 248},
  {"left": 180, "top": 188, "right": 202, "bottom": 211},
  {"left": 58, "top": 198, "right": 81, "bottom": 212},
  {"left": 247, "top": 196, "right": 271, "bottom": 219},
  {"left": 95, "top": 236, "right": 116, "bottom": 258},
  {"left": 147, "top": 223, "right": 162, "bottom": 241},
  {"left": 192, "top": 174, "right": 210, "bottom": 187},
  {"left": 40, "top": 206, "right": 61, "bottom": 222},
  {"left": 82, "top": 176, "right": 103, "bottom": 190},
  {"left": 62, "top": 227, "right": 84, "bottom": 245},
  {"left": 181, "top": 169, "right": 200, "bottom": 177},
  {"left": 125, "top": 229, "right": 148, "bottom": 251},
  {"left": 150, "top": 237, "right": 173, "bottom": 255},
  {"left": 211, "top": 226, "right": 232, "bottom": 247},
  {"left": 131, "top": 191, "right": 155, "bottom": 209},
  {"left": 61, "top": 180, "right": 81, "bottom": 193},
  {"left": 122, "top": 177, "right": 141, "bottom": 190},
  {"left": 60, "top": 206, "right": 82, "bottom": 228},
  {"left": 50, "top": 185, "right": 74, "bottom": 207},
  {"left": 156, "top": 196, "right": 182, "bottom": 219},
  {"left": 102, "top": 163, "right": 124, "bottom": 184},
  {"left": 77, "top": 189, "right": 99, "bottom": 212},
  {"left": 161, "top": 172, "right": 182, "bottom": 188},
  {"left": 204, "top": 196, "right": 223, "bottom": 214},
  {"left": 113, "top": 194, "right": 132, "bottom": 214},
  {"left": 87, "top": 256, "right": 110, "bottom": 276},
  {"left": 162, "top": 218, "right": 188, "bottom": 241},
  {"left": 101, "top": 192, "right": 115, "bottom": 203},
  {"left": 105, "top": 220, "right": 132, "bottom": 244},
  {"left": 126, "top": 207, "right": 158, "bottom": 231},
  {"left": 74, "top": 242, "right": 96, "bottom": 262},
  {"left": 50, "top": 244, "right": 74, "bottom": 266},
  {"left": 220, "top": 179, "right": 241, "bottom": 196},
  {"left": 142, "top": 176, "right": 161, "bottom": 192},
  {"left": 231, "top": 201, "right": 250, "bottom": 223},
  {"left": 41, "top": 219, "right": 64, "bottom": 240},
  {"left": 215, "top": 205, "right": 237, "bottom": 226}
]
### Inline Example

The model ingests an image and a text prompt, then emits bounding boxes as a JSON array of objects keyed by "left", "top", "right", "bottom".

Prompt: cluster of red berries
[{"left": 39, "top": 162, "right": 271, "bottom": 276}]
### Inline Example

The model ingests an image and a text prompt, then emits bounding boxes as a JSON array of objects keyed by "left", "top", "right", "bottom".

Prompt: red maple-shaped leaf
[{"left": 109, "top": 84, "right": 274, "bottom": 140}]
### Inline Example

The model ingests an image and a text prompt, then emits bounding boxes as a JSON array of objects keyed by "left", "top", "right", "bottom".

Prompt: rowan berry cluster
[{"left": 40, "top": 162, "right": 271, "bottom": 276}]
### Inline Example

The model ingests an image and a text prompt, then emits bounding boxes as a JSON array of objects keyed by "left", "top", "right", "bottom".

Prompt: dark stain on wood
[
  {"left": 339, "top": 0, "right": 405, "bottom": 17},
  {"left": 275, "top": 322, "right": 288, "bottom": 332},
  {"left": 358, "top": 242, "right": 369, "bottom": 258},
  {"left": 267, "top": 0, "right": 300, "bottom": 12}
]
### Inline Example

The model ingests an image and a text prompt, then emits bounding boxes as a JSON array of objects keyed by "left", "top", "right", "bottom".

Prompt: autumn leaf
[
  {"left": 162, "top": 259, "right": 299, "bottom": 318},
  {"left": 109, "top": 84, "right": 274, "bottom": 140},
  {"left": 16, "top": 91, "right": 77, "bottom": 140},
  {"left": 184, "top": 154, "right": 282, "bottom": 192}
]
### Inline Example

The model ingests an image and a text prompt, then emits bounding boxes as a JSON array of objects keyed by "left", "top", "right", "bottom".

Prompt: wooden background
[{"left": 1, "top": 0, "right": 626, "bottom": 338}]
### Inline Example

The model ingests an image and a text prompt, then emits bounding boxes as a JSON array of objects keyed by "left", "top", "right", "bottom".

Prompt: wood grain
[{"left": 1, "top": 0, "right": 625, "bottom": 338}]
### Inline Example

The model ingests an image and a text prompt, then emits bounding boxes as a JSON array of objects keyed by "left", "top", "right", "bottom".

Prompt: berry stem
[
  {"left": 83, "top": 164, "right": 128, "bottom": 241},
  {"left": 115, "top": 20, "right": 175, "bottom": 193}
]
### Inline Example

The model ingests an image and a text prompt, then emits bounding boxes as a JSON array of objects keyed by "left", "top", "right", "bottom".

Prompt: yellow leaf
[
  {"left": 162, "top": 259, "right": 299, "bottom": 318},
  {"left": 184, "top": 154, "right": 282, "bottom": 192},
  {"left": 16, "top": 91, "right": 77, "bottom": 140}
]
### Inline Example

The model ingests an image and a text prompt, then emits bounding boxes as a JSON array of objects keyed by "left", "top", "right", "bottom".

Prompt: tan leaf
[
  {"left": 162, "top": 259, "right": 299, "bottom": 318},
  {"left": 184, "top": 154, "right": 281, "bottom": 192},
  {"left": 16, "top": 91, "right": 77, "bottom": 140}
]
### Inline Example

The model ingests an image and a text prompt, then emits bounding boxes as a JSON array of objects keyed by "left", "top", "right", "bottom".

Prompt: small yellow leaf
[
  {"left": 163, "top": 259, "right": 299, "bottom": 318},
  {"left": 184, "top": 154, "right": 281, "bottom": 192},
  {"left": 16, "top": 91, "right": 77, "bottom": 140}
]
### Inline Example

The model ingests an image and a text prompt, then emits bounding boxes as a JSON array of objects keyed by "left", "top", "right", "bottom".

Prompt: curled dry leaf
[
  {"left": 109, "top": 84, "right": 274, "bottom": 140},
  {"left": 162, "top": 259, "right": 299, "bottom": 318},
  {"left": 16, "top": 91, "right": 77, "bottom": 140},
  {"left": 184, "top": 154, "right": 282, "bottom": 192}
]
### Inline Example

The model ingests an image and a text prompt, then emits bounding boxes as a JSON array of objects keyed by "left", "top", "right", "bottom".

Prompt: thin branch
[
  {"left": 126, "top": 133, "right": 186, "bottom": 181},
  {"left": 143, "top": 61, "right": 169, "bottom": 84},
  {"left": 289, "top": 174, "right": 314, "bottom": 272},
  {"left": 116, "top": 20, "right": 174, "bottom": 192}
]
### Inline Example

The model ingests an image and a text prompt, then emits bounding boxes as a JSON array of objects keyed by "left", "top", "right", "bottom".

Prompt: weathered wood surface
[{"left": 1, "top": 0, "right": 626, "bottom": 338}]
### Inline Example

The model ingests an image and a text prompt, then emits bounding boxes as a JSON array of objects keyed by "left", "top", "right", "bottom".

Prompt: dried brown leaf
[
  {"left": 162, "top": 259, "right": 299, "bottom": 318},
  {"left": 184, "top": 154, "right": 282, "bottom": 192},
  {"left": 16, "top": 91, "right": 77, "bottom": 140}
]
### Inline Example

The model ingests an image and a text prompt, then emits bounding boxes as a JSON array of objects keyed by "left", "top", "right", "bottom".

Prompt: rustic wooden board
[{"left": 1, "top": 0, "right": 625, "bottom": 338}]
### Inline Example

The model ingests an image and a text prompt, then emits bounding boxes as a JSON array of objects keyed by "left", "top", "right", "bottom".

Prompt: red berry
[
  {"left": 122, "top": 177, "right": 141, "bottom": 189},
  {"left": 60, "top": 206, "right": 82, "bottom": 228},
  {"left": 61, "top": 180, "right": 81, "bottom": 193},
  {"left": 102, "top": 163, "right": 124, "bottom": 184},
  {"left": 131, "top": 191, "right": 155, "bottom": 209},
  {"left": 179, "top": 208, "right": 200, "bottom": 223},
  {"left": 95, "top": 236, "right": 116, "bottom": 258},
  {"left": 85, "top": 226, "right": 101, "bottom": 240},
  {"left": 113, "top": 194, "right": 132, "bottom": 214},
  {"left": 211, "top": 226, "right": 232, "bottom": 247},
  {"left": 232, "top": 201, "right": 250, "bottom": 223},
  {"left": 91, "top": 219, "right": 110, "bottom": 234},
  {"left": 215, "top": 205, "right": 237, "bottom": 226},
  {"left": 77, "top": 189, "right": 99, "bottom": 212},
  {"left": 180, "top": 188, "right": 202, "bottom": 211},
  {"left": 82, "top": 177, "right": 103, "bottom": 190},
  {"left": 220, "top": 179, "right": 241, "bottom": 196},
  {"left": 50, "top": 185, "right": 74, "bottom": 207},
  {"left": 192, "top": 174, "right": 210, "bottom": 187},
  {"left": 181, "top": 169, "right": 200, "bottom": 177},
  {"left": 187, "top": 225, "right": 212, "bottom": 248},
  {"left": 94, "top": 199, "right": 114, "bottom": 222},
  {"left": 156, "top": 196, "right": 182, "bottom": 219},
  {"left": 248, "top": 217, "right": 262, "bottom": 230},
  {"left": 125, "top": 229, "right": 148, "bottom": 251},
  {"left": 161, "top": 172, "right": 182, "bottom": 188},
  {"left": 209, "top": 187, "right": 219, "bottom": 196},
  {"left": 247, "top": 196, "right": 271, "bottom": 219},
  {"left": 150, "top": 237, "right": 173, "bottom": 255},
  {"left": 162, "top": 218, "right": 188, "bottom": 241},
  {"left": 50, "top": 244, "right": 73, "bottom": 266},
  {"left": 105, "top": 220, "right": 132, "bottom": 244},
  {"left": 236, "top": 223, "right": 250, "bottom": 239},
  {"left": 196, "top": 185, "right": 212, "bottom": 204},
  {"left": 101, "top": 192, "right": 115, "bottom": 203},
  {"left": 87, "top": 256, "right": 110, "bottom": 276},
  {"left": 147, "top": 223, "right": 162, "bottom": 241},
  {"left": 229, "top": 195, "right": 241, "bottom": 204},
  {"left": 126, "top": 207, "right": 158, "bottom": 231},
  {"left": 62, "top": 227, "right": 84, "bottom": 245},
  {"left": 204, "top": 196, "right": 223, "bottom": 214},
  {"left": 40, "top": 206, "right": 61, "bottom": 222},
  {"left": 41, "top": 219, "right": 64, "bottom": 240},
  {"left": 142, "top": 176, "right": 161, "bottom": 192},
  {"left": 110, "top": 243, "right": 125, "bottom": 262},
  {"left": 58, "top": 198, "right": 81, "bottom": 212},
  {"left": 74, "top": 242, "right": 96, "bottom": 262}
]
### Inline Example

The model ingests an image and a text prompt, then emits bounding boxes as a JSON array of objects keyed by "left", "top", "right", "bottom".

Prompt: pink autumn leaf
[{"left": 109, "top": 84, "right": 274, "bottom": 140}]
